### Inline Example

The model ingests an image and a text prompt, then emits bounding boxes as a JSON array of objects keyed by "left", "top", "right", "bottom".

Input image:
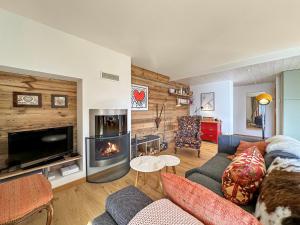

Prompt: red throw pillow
[
  {"left": 227, "top": 140, "right": 268, "bottom": 160},
  {"left": 161, "top": 173, "right": 261, "bottom": 225},
  {"left": 222, "top": 146, "right": 266, "bottom": 205}
]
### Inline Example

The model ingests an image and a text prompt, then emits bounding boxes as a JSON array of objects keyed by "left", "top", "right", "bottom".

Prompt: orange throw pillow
[
  {"left": 227, "top": 140, "right": 267, "bottom": 160},
  {"left": 222, "top": 146, "right": 266, "bottom": 205},
  {"left": 161, "top": 173, "right": 261, "bottom": 225}
]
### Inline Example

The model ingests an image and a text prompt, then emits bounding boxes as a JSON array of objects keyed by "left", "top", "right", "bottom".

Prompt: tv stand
[
  {"left": 0, "top": 155, "right": 82, "bottom": 182},
  {"left": 22, "top": 156, "right": 65, "bottom": 170}
]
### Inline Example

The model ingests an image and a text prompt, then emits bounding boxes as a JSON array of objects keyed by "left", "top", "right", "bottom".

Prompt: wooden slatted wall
[
  {"left": 131, "top": 65, "right": 189, "bottom": 143},
  {"left": 0, "top": 71, "right": 77, "bottom": 169}
]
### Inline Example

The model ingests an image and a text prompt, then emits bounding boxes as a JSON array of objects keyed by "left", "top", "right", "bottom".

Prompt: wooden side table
[
  {"left": 158, "top": 155, "right": 180, "bottom": 174},
  {"left": 130, "top": 156, "right": 165, "bottom": 189}
]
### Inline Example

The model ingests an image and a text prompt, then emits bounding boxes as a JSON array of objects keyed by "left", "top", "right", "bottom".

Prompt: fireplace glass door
[
  {"left": 86, "top": 133, "right": 130, "bottom": 183},
  {"left": 95, "top": 115, "right": 127, "bottom": 137}
]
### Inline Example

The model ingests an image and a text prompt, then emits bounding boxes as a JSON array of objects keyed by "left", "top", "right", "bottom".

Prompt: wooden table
[
  {"left": 158, "top": 155, "right": 180, "bottom": 174},
  {"left": 130, "top": 156, "right": 165, "bottom": 189}
]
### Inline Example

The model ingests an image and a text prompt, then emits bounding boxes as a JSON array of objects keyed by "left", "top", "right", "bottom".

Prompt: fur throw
[
  {"left": 255, "top": 157, "right": 300, "bottom": 225},
  {"left": 266, "top": 135, "right": 300, "bottom": 158}
]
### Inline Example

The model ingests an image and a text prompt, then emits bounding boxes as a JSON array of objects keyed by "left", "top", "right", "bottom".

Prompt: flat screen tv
[{"left": 8, "top": 126, "right": 73, "bottom": 168}]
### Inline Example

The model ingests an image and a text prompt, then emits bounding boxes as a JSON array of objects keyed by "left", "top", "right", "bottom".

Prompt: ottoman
[{"left": 91, "top": 186, "right": 153, "bottom": 225}]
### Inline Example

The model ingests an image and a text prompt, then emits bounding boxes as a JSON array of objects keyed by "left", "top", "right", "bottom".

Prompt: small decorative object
[
  {"left": 201, "top": 92, "right": 215, "bottom": 111},
  {"left": 13, "top": 92, "right": 42, "bottom": 107},
  {"left": 51, "top": 95, "right": 68, "bottom": 108},
  {"left": 155, "top": 104, "right": 164, "bottom": 129},
  {"left": 131, "top": 84, "right": 148, "bottom": 111},
  {"left": 160, "top": 142, "right": 168, "bottom": 151},
  {"left": 203, "top": 117, "right": 214, "bottom": 121},
  {"left": 169, "top": 88, "right": 175, "bottom": 94}
]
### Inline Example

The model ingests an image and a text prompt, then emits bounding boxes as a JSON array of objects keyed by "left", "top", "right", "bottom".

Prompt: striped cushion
[
  {"left": 128, "top": 199, "right": 203, "bottom": 225},
  {"left": 0, "top": 174, "right": 53, "bottom": 223}
]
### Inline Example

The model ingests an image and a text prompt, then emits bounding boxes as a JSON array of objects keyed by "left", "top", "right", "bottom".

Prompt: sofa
[
  {"left": 91, "top": 135, "right": 278, "bottom": 224},
  {"left": 185, "top": 134, "right": 263, "bottom": 213}
]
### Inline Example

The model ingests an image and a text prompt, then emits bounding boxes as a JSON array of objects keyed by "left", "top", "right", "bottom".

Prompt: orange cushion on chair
[
  {"left": 161, "top": 173, "right": 261, "bottom": 225},
  {"left": 0, "top": 174, "right": 53, "bottom": 224},
  {"left": 222, "top": 146, "right": 266, "bottom": 205}
]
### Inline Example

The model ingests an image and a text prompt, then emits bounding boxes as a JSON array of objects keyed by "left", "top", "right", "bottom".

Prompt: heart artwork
[
  {"left": 131, "top": 84, "right": 148, "bottom": 110},
  {"left": 133, "top": 90, "right": 145, "bottom": 101}
]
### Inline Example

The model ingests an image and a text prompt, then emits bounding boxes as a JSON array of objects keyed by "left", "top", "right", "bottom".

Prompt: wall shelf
[
  {"left": 169, "top": 92, "right": 193, "bottom": 99},
  {"left": 169, "top": 88, "right": 193, "bottom": 106}
]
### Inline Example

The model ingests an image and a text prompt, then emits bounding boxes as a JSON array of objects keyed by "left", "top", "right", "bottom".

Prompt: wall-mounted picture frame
[
  {"left": 131, "top": 84, "right": 148, "bottom": 111},
  {"left": 201, "top": 92, "right": 215, "bottom": 111},
  {"left": 13, "top": 92, "right": 42, "bottom": 107},
  {"left": 51, "top": 95, "right": 68, "bottom": 108}
]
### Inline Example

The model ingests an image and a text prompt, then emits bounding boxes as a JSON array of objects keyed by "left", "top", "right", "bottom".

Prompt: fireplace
[
  {"left": 98, "top": 141, "right": 119, "bottom": 158},
  {"left": 89, "top": 133, "right": 130, "bottom": 167},
  {"left": 86, "top": 109, "right": 130, "bottom": 183}
]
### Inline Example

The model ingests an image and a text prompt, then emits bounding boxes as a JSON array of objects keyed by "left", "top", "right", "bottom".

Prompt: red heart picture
[{"left": 133, "top": 90, "right": 145, "bottom": 101}]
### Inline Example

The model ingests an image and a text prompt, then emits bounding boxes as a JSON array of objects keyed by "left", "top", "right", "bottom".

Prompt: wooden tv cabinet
[{"left": 0, "top": 155, "right": 82, "bottom": 181}]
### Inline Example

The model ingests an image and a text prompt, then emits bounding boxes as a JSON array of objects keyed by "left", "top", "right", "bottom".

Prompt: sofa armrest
[{"left": 218, "top": 135, "right": 262, "bottom": 155}]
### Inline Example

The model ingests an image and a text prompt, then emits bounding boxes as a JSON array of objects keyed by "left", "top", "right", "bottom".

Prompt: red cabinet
[{"left": 200, "top": 121, "right": 222, "bottom": 144}]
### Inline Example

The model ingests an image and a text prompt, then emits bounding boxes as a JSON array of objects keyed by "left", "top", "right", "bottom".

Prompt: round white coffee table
[
  {"left": 130, "top": 156, "right": 165, "bottom": 187},
  {"left": 158, "top": 155, "right": 180, "bottom": 174}
]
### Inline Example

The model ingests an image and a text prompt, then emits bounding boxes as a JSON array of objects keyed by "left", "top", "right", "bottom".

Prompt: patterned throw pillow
[
  {"left": 222, "top": 146, "right": 266, "bottom": 205},
  {"left": 161, "top": 173, "right": 261, "bottom": 225},
  {"left": 227, "top": 141, "right": 268, "bottom": 160}
]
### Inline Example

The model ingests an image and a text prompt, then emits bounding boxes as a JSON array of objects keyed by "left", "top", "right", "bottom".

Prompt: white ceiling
[
  {"left": 1, "top": 0, "right": 300, "bottom": 84},
  {"left": 179, "top": 55, "right": 300, "bottom": 86}
]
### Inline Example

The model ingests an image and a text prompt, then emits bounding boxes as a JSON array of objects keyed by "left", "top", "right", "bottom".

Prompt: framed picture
[
  {"left": 201, "top": 92, "right": 215, "bottom": 111},
  {"left": 13, "top": 92, "right": 42, "bottom": 107},
  {"left": 131, "top": 84, "right": 148, "bottom": 111},
  {"left": 51, "top": 95, "right": 68, "bottom": 108}
]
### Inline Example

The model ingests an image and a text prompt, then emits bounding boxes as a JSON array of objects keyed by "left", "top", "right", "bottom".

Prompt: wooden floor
[{"left": 22, "top": 142, "right": 217, "bottom": 225}]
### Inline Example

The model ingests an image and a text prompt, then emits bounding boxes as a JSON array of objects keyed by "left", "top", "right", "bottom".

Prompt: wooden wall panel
[
  {"left": 131, "top": 65, "right": 189, "bottom": 143},
  {"left": 0, "top": 72, "right": 77, "bottom": 169}
]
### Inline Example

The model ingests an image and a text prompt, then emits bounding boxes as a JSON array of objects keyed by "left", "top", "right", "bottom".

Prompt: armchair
[{"left": 174, "top": 116, "right": 201, "bottom": 157}]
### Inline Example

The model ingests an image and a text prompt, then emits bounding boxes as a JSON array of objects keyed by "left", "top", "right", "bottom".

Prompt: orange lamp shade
[{"left": 256, "top": 93, "right": 272, "bottom": 105}]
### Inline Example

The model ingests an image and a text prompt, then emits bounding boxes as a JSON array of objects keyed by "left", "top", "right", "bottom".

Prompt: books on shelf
[{"left": 48, "top": 171, "right": 56, "bottom": 181}]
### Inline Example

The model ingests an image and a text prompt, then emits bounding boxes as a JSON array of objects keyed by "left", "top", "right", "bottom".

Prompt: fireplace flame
[{"left": 101, "top": 142, "right": 120, "bottom": 157}]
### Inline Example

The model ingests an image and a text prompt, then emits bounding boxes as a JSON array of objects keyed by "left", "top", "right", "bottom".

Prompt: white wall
[
  {"left": 234, "top": 83, "right": 275, "bottom": 138},
  {"left": 190, "top": 81, "right": 234, "bottom": 134},
  {"left": 0, "top": 9, "right": 131, "bottom": 187}
]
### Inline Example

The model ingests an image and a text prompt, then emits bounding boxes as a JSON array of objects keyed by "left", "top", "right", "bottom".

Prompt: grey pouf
[{"left": 92, "top": 185, "right": 153, "bottom": 225}]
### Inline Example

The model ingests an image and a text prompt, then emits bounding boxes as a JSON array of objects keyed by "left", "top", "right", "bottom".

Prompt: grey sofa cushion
[
  {"left": 106, "top": 185, "right": 153, "bottom": 225},
  {"left": 187, "top": 171, "right": 257, "bottom": 214},
  {"left": 91, "top": 212, "right": 117, "bottom": 225},
  {"left": 187, "top": 173, "right": 224, "bottom": 197},
  {"left": 240, "top": 201, "right": 256, "bottom": 214},
  {"left": 185, "top": 153, "right": 231, "bottom": 183}
]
